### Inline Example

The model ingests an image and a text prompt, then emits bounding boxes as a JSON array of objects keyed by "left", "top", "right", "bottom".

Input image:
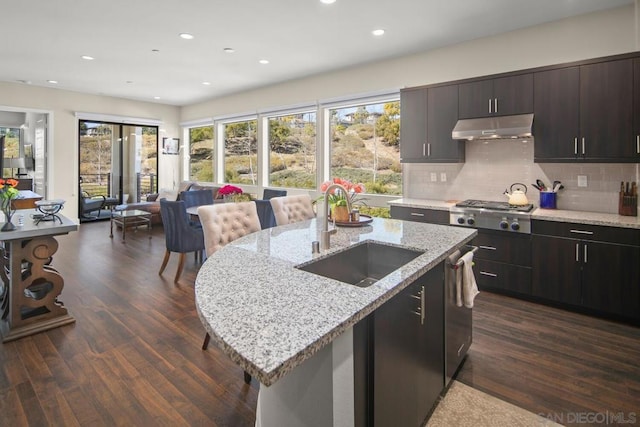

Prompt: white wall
[
  {"left": 0, "top": 83, "right": 180, "bottom": 220},
  {"left": 181, "top": 5, "right": 636, "bottom": 121}
]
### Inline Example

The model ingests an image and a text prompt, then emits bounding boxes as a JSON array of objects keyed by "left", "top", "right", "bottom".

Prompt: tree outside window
[
  {"left": 329, "top": 101, "right": 401, "bottom": 195},
  {"left": 189, "top": 126, "right": 214, "bottom": 181},
  {"left": 224, "top": 119, "right": 257, "bottom": 185},
  {"left": 268, "top": 112, "right": 316, "bottom": 189}
]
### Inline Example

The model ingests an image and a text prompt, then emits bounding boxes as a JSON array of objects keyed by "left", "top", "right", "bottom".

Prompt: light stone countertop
[
  {"left": 388, "top": 198, "right": 640, "bottom": 229},
  {"left": 195, "top": 217, "right": 476, "bottom": 386}
]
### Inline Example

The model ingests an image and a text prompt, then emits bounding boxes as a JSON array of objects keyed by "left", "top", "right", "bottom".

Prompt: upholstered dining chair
[
  {"left": 269, "top": 194, "right": 315, "bottom": 226},
  {"left": 180, "top": 189, "right": 214, "bottom": 208},
  {"left": 262, "top": 188, "right": 287, "bottom": 200},
  {"left": 197, "top": 201, "right": 262, "bottom": 384},
  {"left": 158, "top": 199, "right": 205, "bottom": 284}
]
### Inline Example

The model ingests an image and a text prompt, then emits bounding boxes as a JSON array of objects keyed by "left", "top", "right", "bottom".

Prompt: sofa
[{"left": 117, "top": 181, "right": 221, "bottom": 225}]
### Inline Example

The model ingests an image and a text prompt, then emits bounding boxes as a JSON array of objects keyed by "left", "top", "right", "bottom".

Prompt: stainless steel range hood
[{"left": 452, "top": 113, "right": 533, "bottom": 140}]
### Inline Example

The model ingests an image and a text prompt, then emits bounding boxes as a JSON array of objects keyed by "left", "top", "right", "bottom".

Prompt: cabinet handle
[
  {"left": 488, "top": 98, "right": 492, "bottom": 114},
  {"left": 427, "top": 143, "right": 431, "bottom": 157},
  {"left": 570, "top": 229, "right": 594, "bottom": 235},
  {"left": 574, "top": 137, "right": 578, "bottom": 155},
  {"left": 576, "top": 243, "right": 580, "bottom": 262},
  {"left": 637, "top": 135, "right": 639, "bottom": 154},
  {"left": 479, "top": 271, "right": 497, "bottom": 277},
  {"left": 410, "top": 294, "right": 421, "bottom": 300},
  {"left": 494, "top": 98, "right": 498, "bottom": 113},
  {"left": 479, "top": 245, "right": 496, "bottom": 251},
  {"left": 410, "top": 212, "right": 425, "bottom": 217},
  {"left": 420, "top": 285, "right": 425, "bottom": 325},
  {"left": 581, "top": 137, "right": 585, "bottom": 155},
  {"left": 584, "top": 244, "right": 588, "bottom": 263},
  {"left": 422, "top": 143, "right": 426, "bottom": 156}
]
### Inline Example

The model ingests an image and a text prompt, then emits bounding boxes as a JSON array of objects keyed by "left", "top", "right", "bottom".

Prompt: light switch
[
  {"left": 440, "top": 173, "right": 447, "bottom": 182},
  {"left": 577, "top": 175, "right": 588, "bottom": 187},
  {"left": 430, "top": 173, "right": 437, "bottom": 182}
]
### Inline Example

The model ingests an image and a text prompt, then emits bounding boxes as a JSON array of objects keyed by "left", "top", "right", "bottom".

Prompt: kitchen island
[
  {"left": 195, "top": 217, "right": 475, "bottom": 426},
  {"left": 0, "top": 209, "right": 78, "bottom": 342}
]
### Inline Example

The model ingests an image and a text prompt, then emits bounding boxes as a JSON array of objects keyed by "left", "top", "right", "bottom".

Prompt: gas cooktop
[{"left": 455, "top": 199, "right": 534, "bottom": 212}]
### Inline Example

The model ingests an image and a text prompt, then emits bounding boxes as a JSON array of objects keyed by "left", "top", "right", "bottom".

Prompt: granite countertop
[
  {"left": 195, "top": 217, "right": 475, "bottom": 386},
  {"left": 388, "top": 198, "right": 640, "bottom": 229}
]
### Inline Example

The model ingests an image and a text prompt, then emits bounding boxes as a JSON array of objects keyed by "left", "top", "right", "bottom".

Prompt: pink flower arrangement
[
  {"left": 218, "top": 185, "right": 243, "bottom": 196},
  {"left": 319, "top": 178, "right": 366, "bottom": 207}
]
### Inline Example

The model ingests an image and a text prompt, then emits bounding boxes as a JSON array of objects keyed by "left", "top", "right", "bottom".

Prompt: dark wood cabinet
[
  {"left": 370, "top": 265, "right": 444, "bottom": 427},
  {"left": 470, "top": 230, "right": 532, "bottom": 296},
  {"left": 580, "top": 59, "right": 634, "bottom": 160},
  {"left": 534, "top": 59, "right": 635, "bottom": 162},
  {"left": 390, "top": 205, "right": 449, "bottom": 225},
  {"left": 400, "top": 87, "right": 428, "bottom": 160},
  {"left": 458, "top": 74, "right": 533, "bottom": 119},
  {"left": 634, "top": 58, "right": 640, "bottom": 158},
  {"left": 531, "top": 220, "right": 640, "bottom": 320},
  {"left": 400, "top": 85, "right": 464, "bottom": 163},
  {"left": 533, "top": 66, "right": 581, "bottom": 161}
]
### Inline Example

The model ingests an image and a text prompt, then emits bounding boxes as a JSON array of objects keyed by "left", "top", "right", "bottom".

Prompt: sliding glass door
[{"left": 79, "top": 120, "right": 157, "bottom": 213}]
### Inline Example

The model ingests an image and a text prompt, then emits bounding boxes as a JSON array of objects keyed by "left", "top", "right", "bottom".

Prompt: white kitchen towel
[{"left": 460, "top": 251, "right": 479, "bottom": 308}]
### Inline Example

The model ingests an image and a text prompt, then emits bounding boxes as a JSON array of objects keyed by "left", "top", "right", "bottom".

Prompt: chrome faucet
[{"left": 320, "top": 184, "right": 352, "bottom": 250}]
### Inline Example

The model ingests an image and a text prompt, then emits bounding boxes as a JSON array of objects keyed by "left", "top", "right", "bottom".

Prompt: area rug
[{"left": 426, "top": 381, "right": 563, "bottom": 427}]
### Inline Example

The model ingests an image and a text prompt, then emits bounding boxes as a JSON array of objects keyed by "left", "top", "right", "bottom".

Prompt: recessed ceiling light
[
  {"left": 320, "top": 0, "right": 336, "bottom": 4},
  {"left": 81, "top": 55, "right": 95, "bottom": 60},
  {"left": 154, "top": 96, "right": 161, "bottom": 100},
  {"left": 126, "top": 80, "right": 134, "bottom": 84},
  {"left": 151, "top": 49, "right": 160, "bottom": 53},
  {"left": 47, "top": 80, "right": 58, "bottom": 84},
  {"left": 259, "top": 59, "right": 269, "bottom": 65},
  {"left": 179, "top": 33, "right": 194, "bottom": 40},
  {"left": 223, "top": 47, "right": 235, "bottom": 53},
  {"left": 202, "top": 81, "right": 211, "bottom": 86},
  {"left": 372, "top": 29, "right": 385, "bottom": 36}
]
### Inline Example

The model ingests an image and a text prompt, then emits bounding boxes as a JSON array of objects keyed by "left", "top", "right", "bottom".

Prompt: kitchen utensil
[
  {"left": 536, "top": 179, "right": 547, "bottom": 191},
  {"left": 552, "top": 181, "right": 564, "bottom": 192},
  {"left": 504, "top": 183, "right": 529, "bottom": 206},
  {"left": 531, "top": 183, "right": 542, "bottom": 191}
]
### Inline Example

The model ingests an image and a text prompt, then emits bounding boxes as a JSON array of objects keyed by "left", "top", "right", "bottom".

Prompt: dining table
[{"left": 186, "top": 199, "right": 277, "bottom": 229}]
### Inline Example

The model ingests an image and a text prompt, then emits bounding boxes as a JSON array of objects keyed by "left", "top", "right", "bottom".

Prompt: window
[
  {"left": 268, "top": 112, "right": 316, "bottom": 189},
  {"left": 223, "top": 119, "right": 257, "bottom": 184},
  {"left": 189, "top": 125, "right": 214, "bottom": 181},
  {"left": 329, "top": 100, "right": 401, "bottom": 195},
  {"left": 0, "top": 127, "right": 20, "bottom": 178}
]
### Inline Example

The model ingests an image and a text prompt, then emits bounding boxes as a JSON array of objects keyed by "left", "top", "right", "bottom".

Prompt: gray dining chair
[{"left": 158, "top": 199, "right": 205, "bottom": 283}]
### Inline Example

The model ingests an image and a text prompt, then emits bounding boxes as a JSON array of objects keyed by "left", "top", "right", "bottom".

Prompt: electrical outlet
[
  {"left": 577, "top": 175, "right": 588, "bottom": 187},
  {"left": 430, "top": 172, "right": 437, "bottom": 182},
  {"left": 440, "top": 173, "right": 447, "bottom": 182}
]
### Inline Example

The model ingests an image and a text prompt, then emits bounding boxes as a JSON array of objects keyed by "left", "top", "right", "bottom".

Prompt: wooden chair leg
[
  {"left": 159, "top": 250, "right": 171, "bottom": 275},
  {"left": 202, "top": 332, "right": 211, "bottom": 350},
  {"left": 174, "top": 253, "right": 186, "bottom": 283},
  {"left": 243, "top": 371, "right": 252, "bottom": 384}
]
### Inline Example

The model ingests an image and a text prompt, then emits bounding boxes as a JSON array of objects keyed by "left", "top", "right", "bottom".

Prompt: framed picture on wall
[{"left": 162, "top": 137, "right": 180, "bottom": 155}]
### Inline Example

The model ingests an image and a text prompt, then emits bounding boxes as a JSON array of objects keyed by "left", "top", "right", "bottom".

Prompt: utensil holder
[
  {"left": 539, "top": 191, "right": 556, "bottom": 209},
  {"left": 618, "top": 193, "right": 637, "bottom": 216}
]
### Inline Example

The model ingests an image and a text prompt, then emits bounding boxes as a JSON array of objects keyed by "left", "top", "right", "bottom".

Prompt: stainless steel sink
[{"left": 297, "top": 242, "right": 423, "bottom": 287}]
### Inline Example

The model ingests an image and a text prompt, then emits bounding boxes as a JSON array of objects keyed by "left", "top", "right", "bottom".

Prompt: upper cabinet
[
  {"left": 400, "top": 85, "right": 464, "bottom": 163},
  {"left": 534, "top": 59, "right": 636, "bottom": 162},
  {"left": 458, "top": 74, "right": 533, "bottom": 119}
]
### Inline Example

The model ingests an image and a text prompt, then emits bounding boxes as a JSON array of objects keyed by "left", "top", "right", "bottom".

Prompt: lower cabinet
[
  {"left": 354, "top": 264, "right": 444, "bottom": 427},
  {"left": 390, "top": 205, "right": 449, "bottom": 225},
  {"left": 532, "top": 220, "right": 640, "bottom": 321},
  {"left": 471, "top": 230, "right": 532, "bottom": 296}
]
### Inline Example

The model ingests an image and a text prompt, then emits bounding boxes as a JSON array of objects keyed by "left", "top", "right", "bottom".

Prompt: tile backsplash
[{"left": 405, "top": 139, "right": 639, "bottom": 214}]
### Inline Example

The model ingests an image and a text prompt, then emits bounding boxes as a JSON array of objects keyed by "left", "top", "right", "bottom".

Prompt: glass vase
[{"left": 1, "top": 203, "right": 16, "bottom": 231}]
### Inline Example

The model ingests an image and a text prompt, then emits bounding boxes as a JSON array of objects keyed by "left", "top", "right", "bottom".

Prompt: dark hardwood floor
[{"left": 1, "top": 220, "right": 638, "bottom": 426}]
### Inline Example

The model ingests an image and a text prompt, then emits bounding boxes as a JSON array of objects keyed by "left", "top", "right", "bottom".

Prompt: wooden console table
[{"left": 0, "top": 210, "right": 78, "bottom": 342}]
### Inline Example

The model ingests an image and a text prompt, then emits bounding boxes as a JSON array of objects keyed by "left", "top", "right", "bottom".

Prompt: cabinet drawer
[
  {"left": 390, "top": 206, "right": 449, "bottom": 225},
  {"left": 472, "top": 230, "right": 531, "bottom": 266},
  {"left": 474, "top": 259, "right": 532, "bottom": 295},
  {"left": 532, "top": 220, "right": 640, "bottom": 246}
]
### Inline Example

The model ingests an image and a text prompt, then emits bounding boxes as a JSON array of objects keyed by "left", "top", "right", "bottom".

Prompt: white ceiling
[{"left": 0, "top": 0, "right": 632, "bottom": 106}]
